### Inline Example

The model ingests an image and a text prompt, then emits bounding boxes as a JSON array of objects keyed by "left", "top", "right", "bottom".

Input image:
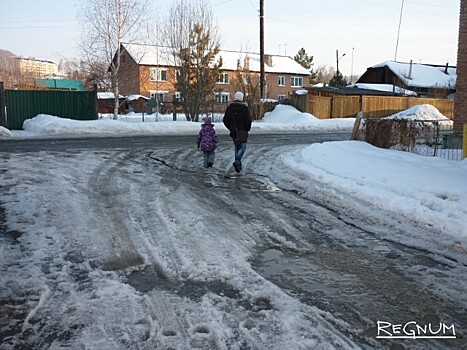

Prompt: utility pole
[
  {"left": 336, "top": 49, "right": 339, "bottom": 74},
  {"left": 394, "top": 0, "right": 405, "bottom": 61},
  {"left": 260, "top": 0, "right": 265, "bottom": 99},
  {"left": 336, "top": 49, "right": 345, "bottom": 74}
]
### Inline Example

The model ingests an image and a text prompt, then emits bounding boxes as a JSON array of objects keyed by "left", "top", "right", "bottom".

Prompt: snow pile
[
  {"left": 265, "top": 140, "right": 467, "bottom": 258},
  {"left": 21, "top": 114, "right": 203, "bottom": 137},
  {"left": 262, "top": 105, "right": 320, "bottom": 124},
  {"left": 0, "top": 125, "right": 12, "bottom": 138},
  {"left": 9, "top": 105, "right": 356, "bottom": 138},
  {"left": 385, "top": 104, "right": 452, "bottom": 123}
]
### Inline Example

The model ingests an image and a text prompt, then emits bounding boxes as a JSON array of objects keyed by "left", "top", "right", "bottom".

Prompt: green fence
[{"left": 4, "top": 89, "right": 97, "bottom": 130}]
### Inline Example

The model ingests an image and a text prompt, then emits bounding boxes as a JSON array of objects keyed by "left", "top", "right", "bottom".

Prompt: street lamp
[{"left": 336, "top": 49, "right": 346, "bottom": 74}]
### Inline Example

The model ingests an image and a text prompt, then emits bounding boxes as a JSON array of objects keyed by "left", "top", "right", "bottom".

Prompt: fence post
[
  {"left": 463, "top": 124, "right": 467, "bottom": 160},
  {"left": 0, "top": 82, "right": 6, "bottom": 128}
]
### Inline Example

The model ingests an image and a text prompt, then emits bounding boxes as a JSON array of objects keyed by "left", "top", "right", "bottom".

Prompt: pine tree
[
  {"left": 176, "top": 23, "right": 222, "bottom": 122},
  {"left": 293, "top": 48, "right": 317, "bottom": 84},
  {"left": 294, "top": 48, "right": 312, "bottom": 69},
  {"left": 329, "top": 71, "right": 348, "bottom": 88}
]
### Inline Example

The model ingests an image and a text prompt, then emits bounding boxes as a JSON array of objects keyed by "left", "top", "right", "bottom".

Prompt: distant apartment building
[
  {"left": 11, "top": 57, "right": 59, "bottom": 89},
  {"left": 15, "top": 57, "right": 58, "bottom": 78}
]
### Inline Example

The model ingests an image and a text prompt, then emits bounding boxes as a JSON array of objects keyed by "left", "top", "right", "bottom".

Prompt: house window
[
  {"left": 278, "top": 76, "right": 285, "bottom": 86},
  {"left": 278, "top": 94, "right": 286, "bottom": 101},
  {"left": 291, "top": 76, "right": 303, "bottom": 87},
  {"left": 150, "top": 68, "right": 167, "bottom": 82},
  {"left": 150, "top": 90, "right": 168, "bottom": 102},
  {"left": 215, "top": 92, "right": 230, "bottom": 103},
  {"left": 218, "top": 72, "right": 229, "bottom": 84}
]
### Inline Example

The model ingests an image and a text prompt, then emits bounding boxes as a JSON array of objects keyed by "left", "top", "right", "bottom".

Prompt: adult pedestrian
[{"left": 223, "top": 91, "right": 252, "bottom": 173}]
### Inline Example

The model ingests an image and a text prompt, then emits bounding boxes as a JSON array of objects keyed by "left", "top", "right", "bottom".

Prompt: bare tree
[
  {"left": 0, "top": 49, "right": 19, "bottom": 89},
  {"left": 315, "top": 65, "right": 336, "bottom": 86},
  {"left": 78, "top": 0, "right": 149, "bottom": 119},
  {"left": 232, "top": 55, "right": 263, "bottom": 119},
  {"left": 163, "top": 0, "right": 221, "bottom": 121}
]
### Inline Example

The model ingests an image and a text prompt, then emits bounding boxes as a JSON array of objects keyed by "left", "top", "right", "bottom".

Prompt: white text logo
[{"left": 376, "top": 321, "right": 456, "bottom": 339}]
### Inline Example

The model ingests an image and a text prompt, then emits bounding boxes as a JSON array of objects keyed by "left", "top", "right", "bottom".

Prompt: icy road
[{"left": 1, "top": 134, "right": 466, "bottom": 350}]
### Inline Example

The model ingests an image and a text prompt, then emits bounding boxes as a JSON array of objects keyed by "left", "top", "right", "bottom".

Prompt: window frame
[
  {"left": 291, "top": 76, "right": 303, "bottom": 88},
  {"left": 217, "top": 72, "right": 230, "bottom": 84},
  {"left": 215, "top": 92, "right": 230, "bottom": 103},
  {"left": 278, "top": 75, "right": 285, "bottom": 87},
  {"left": 149, "top": 68, "right": 168, "bottom": 82}
]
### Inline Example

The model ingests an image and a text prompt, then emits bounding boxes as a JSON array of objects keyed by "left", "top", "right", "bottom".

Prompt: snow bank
[
  {"left": 0, "top": 126, "right": 12, "bottom": 138},
  {"left": 385, "top": 104, "right": 452, "bottom": 122},
  {"left": 262, "top": 105, "right": 320, "bottom": 124}
]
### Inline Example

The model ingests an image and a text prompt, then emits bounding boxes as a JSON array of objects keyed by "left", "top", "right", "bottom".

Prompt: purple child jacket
[{"left": 197, "top": 124, "right": 218, "bottom": 152}]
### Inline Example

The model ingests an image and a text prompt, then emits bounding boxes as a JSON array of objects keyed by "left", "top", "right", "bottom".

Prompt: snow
[
  {"left": 1, "top": 104, "right": 466, "bottom": 348},
  {"left": 0, "top": 126, "right": 12, "bottom": 138},
  {"left": 125, "top": 94, "right": 150, "bottom": 101},
  {"left": 97, "top": 92, "right": 124, "bottom": 99},
  {"left": 384, "top": 104, "right": 453, "bottom": 123},
  {"left": 350, "top": 83, "right": 418, "bottom": 96}
]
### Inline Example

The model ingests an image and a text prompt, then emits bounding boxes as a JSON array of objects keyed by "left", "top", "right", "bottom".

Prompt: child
[{"left": 197, "top": 116, "right": 218, "bottom": 168}]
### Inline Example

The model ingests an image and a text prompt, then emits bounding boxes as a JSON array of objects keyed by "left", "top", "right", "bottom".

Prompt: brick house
[{"left": 117, "top": 43, "right": 311, "bottom": 105}]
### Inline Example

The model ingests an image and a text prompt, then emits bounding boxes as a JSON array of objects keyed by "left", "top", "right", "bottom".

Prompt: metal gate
[{"left": 3, "top": 89, "right": 97, "bottom": 130}]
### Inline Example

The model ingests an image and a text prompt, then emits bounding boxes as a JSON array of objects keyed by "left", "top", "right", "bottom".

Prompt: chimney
[
  {"left": 445, "top": 62, "right": 449, "bottom": 74},
  {"left": 408, "top": 60, "right": 413, "bottom": 79},
  {"left": 264, "top": 54, "right": 273, "bottom": 67}
]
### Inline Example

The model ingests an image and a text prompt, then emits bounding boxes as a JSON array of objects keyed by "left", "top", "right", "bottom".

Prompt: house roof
[
  {"left": 121, "top": 43, "right": 311, "bottom": 76},
  {"left": 350, "top": 83, "right": 417, "bottom": 96},
  {"left": 125, "top": 94, "right": 150, "bottom": 101},
  {"left": 97, "top": 92, "right": 124, "bottom": 100},
  {"left": 370, "top": 61, "right": 456, "bottom": 89},
  {"left": 309, "top": 86, "right": 400, "bottom": 96},
  {"left": 36, "top": 78, "right": 84, "bottom": 91}
]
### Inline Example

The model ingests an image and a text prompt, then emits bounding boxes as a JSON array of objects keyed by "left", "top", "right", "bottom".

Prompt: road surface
[{"left": 0, "top": 133, "right": 465, "bottom": 349}]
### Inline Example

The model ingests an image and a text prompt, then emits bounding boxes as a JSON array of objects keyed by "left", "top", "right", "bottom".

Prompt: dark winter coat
[
  {"left": 222, "top": 102, "right": 252, "bottom": 141},
  {"left": 197, "top": 124, "right": 218, "bottom": 152}
]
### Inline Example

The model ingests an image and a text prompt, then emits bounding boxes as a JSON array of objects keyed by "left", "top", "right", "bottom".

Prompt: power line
[
  {"left": 0, "top": 25, "right": 76, "bottom": 29},
  {"left": 0, "top": 19, "right": 74, "bottom": 24}
]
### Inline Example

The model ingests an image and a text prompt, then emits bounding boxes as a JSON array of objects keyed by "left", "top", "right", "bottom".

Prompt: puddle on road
[
  {"left": 252, "top": 247, "right": 464, "bottom": 350},
  {"left": 125, "top": 264, "right": 243, "bottom": 303},
  {"left": 253, "top": 248, "right": 362, "bottom": 309}
]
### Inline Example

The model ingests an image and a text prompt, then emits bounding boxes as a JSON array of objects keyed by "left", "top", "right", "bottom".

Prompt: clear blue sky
[{"left": 0, "top": 0, "right": 460, "bottom": 76}]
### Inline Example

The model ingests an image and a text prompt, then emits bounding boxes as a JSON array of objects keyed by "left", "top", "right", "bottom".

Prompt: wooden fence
[{"left": 290, "top": 94, "right": 454, "bottom": 119}]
